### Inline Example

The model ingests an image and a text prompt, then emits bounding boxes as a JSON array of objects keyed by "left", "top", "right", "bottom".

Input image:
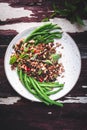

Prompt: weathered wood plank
[
  {"left": 0, "top": 103, "right": 87, "bottom": 130},
  {"left": 0, "top": 101, "right": 87, "bottom": 119},
  {"left": 0, "top": 30, "right": 17, "bottom": 45},
  {"left": 0, "top": 119, "right": 87, "bottom": 130},
  {"left": 0, "top": 1, "right": 87, "bottom": 25},
  {"left": 0, "top": 3, "right": 34, "bottom": 21},
  {"left": 0, "top": 96, "right": 87, "bottom": 105},
  {"left": 0, "top": 20, "right": 87, "bottom": 33},
  {"left": 0, "top": 1, "right": 87, "bottom": 129},
  {"left": 0, "top": 0, "right": 46, "bottom": 4},
  {"left": 0, "top": 97, "right": 21, "bottom": 105},
  {"left": 0, "top": 2, "right": 52, "bottom": 24}
]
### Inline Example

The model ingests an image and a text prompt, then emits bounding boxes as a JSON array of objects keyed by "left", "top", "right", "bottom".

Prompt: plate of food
[{"left": 4, "top": 23, "right": 81, "bottom": 107}]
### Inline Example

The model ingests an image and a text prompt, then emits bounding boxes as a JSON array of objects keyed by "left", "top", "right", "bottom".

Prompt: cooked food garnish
[{"left": 9, "top": 23, "right": 64, "bottom": 107}]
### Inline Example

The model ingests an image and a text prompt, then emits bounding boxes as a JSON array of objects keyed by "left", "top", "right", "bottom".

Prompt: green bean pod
[{"left": 17, "top": 69, "right": 63, "bottom": 107}]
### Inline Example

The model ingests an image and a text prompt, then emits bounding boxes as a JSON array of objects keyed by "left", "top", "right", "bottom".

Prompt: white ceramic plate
[{"left": 4, "top": 25, "right": 81, "bottom": 102}]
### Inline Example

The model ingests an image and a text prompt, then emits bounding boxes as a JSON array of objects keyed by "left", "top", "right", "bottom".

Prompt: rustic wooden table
[{"left": 0, "top": 0, "right": 87, "bottom": 130}]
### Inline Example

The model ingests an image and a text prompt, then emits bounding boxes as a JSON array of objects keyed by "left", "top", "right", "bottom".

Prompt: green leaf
[
  {"left": 76, "top": 15, "right": 84, "bottom": 25},
  {"left": 20, "top": 53, "right": 29, "bottom": 59},
  {"left": 24, "top": 47, "right": 29, "bottom": 52},
  {"left": 38, "top": 69, "right": 42, "bottom": 75},
  {"left": 44, "top": 60, "right": 53, "bottom": 65},
  {"left": 53, "top": 3, "right": 58, "bottom": 12},
  {"left": 51, "top": 1, "right": 85, "bottom": 26},
  {"left": 34, "top": 35, "right": 44, "bottom": 43},
  {"left": 9, "top": 55, "right": 17, "bottom": 64},
  {"left": 50, "top": 12, "right": 57, "bottom": 18},
  {"left": 57, "top": 9, "right": 70, "bottom": 16},
  {"left": 65, "top": 1, "right": 76, "bottom": 11},
  {"left": 42, "top": 17, "right": 49, "bottom": 22},
  {"left": 51, "top": 53, "right": 61, "bottom": 62}
]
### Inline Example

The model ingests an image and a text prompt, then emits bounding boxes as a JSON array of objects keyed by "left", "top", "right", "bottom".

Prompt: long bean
[
  {"left": 24, "top": 23, "right": 52, "bottom": 42},
  {"left": 17, "top": 69, "right": 63, "bottom": 107},
  {"left": 32, "top": 77, "right": 63, "bottom": 107},
  {"left": 18, "top": 69, "right": 24, "bottom": 85},
  {"left": 23, "top": 73, "right": 37, "bottom": 95},
  {"left": 24, "top": 23, "right": 62, "bottom": 44},
  {"left": 29, "top": 77, "right": 51, "bottom": 105},
  {"left": 46, "top": 87, "right": 63, "bottom": 96},
  {"left": 38, "top": 82, "right": 64, "bottom": 88}
]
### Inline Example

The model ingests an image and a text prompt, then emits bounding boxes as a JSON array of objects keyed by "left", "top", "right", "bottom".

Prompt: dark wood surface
[{"left": 0, "top": 1, "right": 87, "bottom": 130}]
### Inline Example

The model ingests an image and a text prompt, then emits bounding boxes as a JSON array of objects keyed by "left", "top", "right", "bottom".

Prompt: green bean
[
  {"left": 44, "top": 34, "right": 56, "bottom": 40},
  {"left": 33, "top": 78, "right": 50, "bottom": 97},
  {"left": 32, "top": 23, "right": 52, "bottom": 32},
  {"left": 34, "top": 78, "right": 63, "bottom": 107},
  {"left": 26, "top": 76, "right": 49, "bottom": 105},
  {"left": 45, "top": 39, "right": 54, "bottom": 44},
  {"left": 23, "top": 73, "right": 37, "bottom": 95},
  {"left": 38, "top": 82, "right": 64, "bottom": 88},
  {"left": 19, "top": 72, "right": 49, "bottom": 105},
  {"left": 43, "top": 86, "right": 52, "bottom": 91},
  {"left": 27, "top": 75, "right": 50, "bottom": 105},
  {"left": 28, "top": 31, "right": 49, "bottom": 37},
  {"left": 18, "top": 70, "right": 37, "bottom": 95},
  {"left": 29, "top": 77, "right": 53, "bottom": 105},
  {"left": 35, "top": 23, "right": 59, "bottom": 32},
  {"left": 32, "top": 77, "right": 63, "bottom": 107},
  {"left": 27, "top": 75, "right": 50, "bottom": 94},
  {"left": 24, "top": 32, "right": 48, "bottom": 42},
  {"left": 50, "top": 31, "right": 62, "bottom": 35},
  {"left": 32, "top": 33, "right": 62, "bottom": 44},
  {"left": 29, "top": 77, "right": 50, "bottom": 105},
  {"left": 27, "top": 77, "right": 34, "bottom": 89},
  {"left": 24, "top": 23, "right": 62, "bottom": 43},
  {"left": 29, "top": 77, "right": 47, "bottom": 97},
  {"left": 24, "top": 23, "right": 52, "bottom": 43},
  {"left": 45, "top": 33, "right": 62, "bottom": 40},
  {"left": 17, "top": 68, "right": 63, "bottom": 107},
  {"left": 19, "top": 69, "right": 24, "bottom": 85},
  {"left": 17, "top": 67, "right": 20, "bottom": 76},
  {"left": 50, "top": 99, "right": 63, "bottom": 107},
  {"left": 46, "top": 87, "right": 63, "bottom": 96},
  {"left": 54, "top": 34, "right": 62, "bottom": 39}
]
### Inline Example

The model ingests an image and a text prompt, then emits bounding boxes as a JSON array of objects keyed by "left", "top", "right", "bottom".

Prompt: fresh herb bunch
[{"left": 42, "top": 0, "right": 87, "bottom": 25}]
